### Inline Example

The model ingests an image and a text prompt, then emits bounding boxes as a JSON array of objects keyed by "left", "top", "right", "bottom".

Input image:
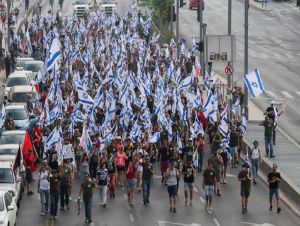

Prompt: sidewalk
[{"left": 211, "top": 71, "right": 300, "bottom": 215}]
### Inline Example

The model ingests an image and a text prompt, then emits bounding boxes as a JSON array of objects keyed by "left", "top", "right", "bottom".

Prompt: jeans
[
  {"left": 197, "top": 150, "right": 204, "bottom": 171},
  {"left": 89, "top": 162, "right": 98, "bottom": 179},
  {"left": 60, "top": 183, "right": 69, "bottom": 208},
  {"left": 265, "top": 136, "right": 273, "bottom": 157},
  {"left": 50, "top": 192, "right": 59, "bottom": 216},
  {"left": 99, "top": 185, "right": 108, "bottom": 205},
  {"left": 142, "top": 179, "right": 151, "bottom": 202},
  {"left": 40, "top": 189, "right": 49, "bottom": 214},
  {"left": 251, "top": 159, "right": 259, "bottom": 182},
  {"left": 83, "top": 197, "right": 92, "bottom": 220}
]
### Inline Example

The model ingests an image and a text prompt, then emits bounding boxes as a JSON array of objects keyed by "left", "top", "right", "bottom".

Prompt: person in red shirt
[
  {"left": 126, "top": 161, "right": 136, "bottom": 206},
  {"left": 197, "top": 134, "right": 205, "bottom": 172},
  {"left": 115, "top": 146, "right": 127, "bottom": 187}
]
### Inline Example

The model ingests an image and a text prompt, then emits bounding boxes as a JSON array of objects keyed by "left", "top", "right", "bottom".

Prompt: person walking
[
  {"left": 208, "top": 151, "right": 223, "bottom": 196},
  {"left": 107, "top": 152, "right": 117, "bottom": 198},
  {"left": 126, "top": 161, "right": 137, "bottom": 207},
  {"left": 79, "top": 173, "right": 98, "bottom": 224},
  {"left": 249, "top": 140, "right": 262, "bottom": 185},
  {"left": 183, "top": 160, "right": 196, "bottom": 206},
  {"left": 97, "top": 162, "right": 109, "bottom": 208},
  {"left": 267, "top": 164, "right": 281, "bottom": 213},
  {"left": 142, "top": 156, "right": 153, "bottom": 205},
  {"left": 115, "top": 147, "right": 127, "bottom": 187},
  {"left": 196, "top": 134, "right": 205, "bottom": 172},
  {"left": 59, "top": 159, "right": 71, "bottom": 210},
  {"left": 238, "top": 163, "right": 252, "bottom": 214},
  {"left": 79, "top": 153, "right": 90, "bottom": 182},
  {"left": 165, "top": 161, "right": 179, "bottom": 213},
  {"left": 260, "top": 116, "right": 274, "bottom": 158},
  {"left": 89, "top": 147, "right": 99, "bottom": 181},
  {"left": 229, "top": 126, "right": 239, "bottom": 168},
  {"left": 49, "top": 169, "right": 60, "bottom": 220},
  {"left": 37, "top": 161, "right": 50, "bottom": 216},
  {"left": 202, "top": 161, "right": 216, "bottom": 213},
  {"left": 262, "top": 0, "right": 268, "bottom": 9},
  {"left": 25, "top": 0, "right": 29, "bottom": 12}
]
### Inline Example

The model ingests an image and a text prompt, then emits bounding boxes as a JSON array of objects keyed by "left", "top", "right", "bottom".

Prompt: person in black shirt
[
  {"left": 158, "top": 140, "right": 170, "bottom": 184},
  {"left": 183, "top": 138, "right": 194, "bottom": 164},
  {"left": 267, "top": 164, "right": 281, "bottom": 213},
  {"left": 183, "top": 160, "right": 196, "bottom": 206},
  {"left": 238, "top": 163, "right": 252, "bottom": 214}
]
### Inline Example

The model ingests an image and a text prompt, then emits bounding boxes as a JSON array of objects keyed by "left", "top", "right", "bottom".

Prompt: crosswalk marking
[{"left": 281, "top": 91, "right": 294, "bottom": 99}]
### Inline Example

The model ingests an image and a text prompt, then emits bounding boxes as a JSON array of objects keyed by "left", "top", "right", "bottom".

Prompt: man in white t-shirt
[
  {"left": 250, "top": 140, "right": 262, "bottom": 185},
  {"left": 38, "top": 160, "right": 51, "bottom": 216}
]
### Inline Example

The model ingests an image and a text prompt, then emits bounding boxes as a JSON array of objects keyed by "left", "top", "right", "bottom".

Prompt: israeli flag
[
  {"left": 178, "top": 74, "right": 193, "bottom": 91},
  {"left": 192, "top": 37, "right": 197, "bottom": 52},
  {"left": 47, "top": 37, "right": 61, "bottom": 71},
  {"left": 243, "top": 68, "right": 265, "bottom": 97},
  {"left": 241, "top": 113, "right": 247, "bottom": 135},
  {"left": 149, "top": 132, "right": 160, "bottom": 143},
  {"left": 45, "top": 127, "right": 61, "bottom": 150},
  {"left": 0, "top": 104, "right": 5, "bottom": 128},
  {"left": 231, "top": 98, "right": 240, "bottom": 114},
  {"left": 78, "top": 90, "right": 94, "bottom": 107},
  {"left": 219, "top": 107, "right": 229, "bottom": 137}
]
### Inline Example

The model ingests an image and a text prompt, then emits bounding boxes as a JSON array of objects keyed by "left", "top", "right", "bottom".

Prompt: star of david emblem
[
  {"left": 51, "top": 111, "right": 55, "bottom": 117},
  {"left": 83, "top": 93, "right": 88, "bottom": 99},
  {"left": 251, "top": 82, "right": 258, "bottom": 88}
]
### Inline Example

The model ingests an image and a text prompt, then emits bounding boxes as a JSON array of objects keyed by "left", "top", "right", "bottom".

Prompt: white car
[
  {"left": 100, "top": 0, "right": 117, "bottom": 16},
  {"left": 0, "top": 190, "right": 17, "bottom": 226},
  {"left": 15, "top": 57, "right": 34, "bottom": 70},
  {"left": 4, "top": 105, "right": 29, "bottom": 130},
  {"left": 0, "top": 144, "right": 26, "bottom": 191},
  {"left": 0, "top": 131, "right": 26, "bottom": 146},
  {"left": 7, "top": 86, "right": 38, "bottom": 105},
  {"left": 3, "top": 72, "right": 31, "bottom": 97},
  {"left": 73, "top": 0, "right": 93, "bottom": 17},
  {"left": 0, "top": 162, "right": 22, "bottom": 207}
]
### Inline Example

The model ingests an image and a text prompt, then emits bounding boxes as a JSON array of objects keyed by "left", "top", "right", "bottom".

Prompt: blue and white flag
[
  {"left": 47, "top": 37, "right": 61, "bottom": 71},
  {"left": 178, "top": 74, "right": 193, "bottom": 91},
  {"left": 231, "top": 98, "right": 240, "bottom": 114},
  {"left": 243, "top": 68, "right": 265, "bottom": 97},
  {"left": 192, "top": 37, "right": 197, "bottom": 52},
  {"left": 241, "top": 113, "right": 247, "bottom": 135},
  {"left": 0, "top": 104, "right": 5, "bottom": 128},
  {"left": 78, "top": 90, "right": 94, "bottom": 107},
  {"left": 219, "top": 107, "right": 229, "bottom": 137},
  {"left": 148, "top": 132, "right": 160, "bottom": 143},
  {"left": 45, "top": 127, "right": 61, "bottom": 150}
]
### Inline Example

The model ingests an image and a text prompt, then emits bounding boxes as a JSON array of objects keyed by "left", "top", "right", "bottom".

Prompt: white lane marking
[
  {"left": 296, "top": 92, "right": 300, "bottom": 97},
  {"left": 153, "top": 175, "right": 163, "bottom": 179},
  {"left": 199, "top": 196, "right": 205, "bottom": 204},
  {"left": 266, "top": 91, "right": 277, "bottom": 98},
  {"left": 129, "top": 214, "right": 135, "bottom": 222},
  {"left": 240, "top": 222, "right": 276, "bottom": 226},
  {"left": 213, "top": 218, "right": 221, "bottom": 226},
  {"left": 193, "top": 186, "right": 199, "bottom": 193},
  {"left": 226, "top": 173, "right": 237, "bottom": 178},
  {"left": 281, "top": 91, "right": 294, "bottom": 99},
  {"left": 157, "top": 221, "right": 202, "bottom": 226}
]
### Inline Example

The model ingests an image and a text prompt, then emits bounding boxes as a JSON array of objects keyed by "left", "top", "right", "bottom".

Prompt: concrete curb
[{"left": 242, "top": 138, "right": 300, "bottom": 217}]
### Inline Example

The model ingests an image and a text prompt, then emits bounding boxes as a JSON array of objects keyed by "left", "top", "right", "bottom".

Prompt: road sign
[{"left": 225, "top": 65, "right": 233, "bottom": 76}]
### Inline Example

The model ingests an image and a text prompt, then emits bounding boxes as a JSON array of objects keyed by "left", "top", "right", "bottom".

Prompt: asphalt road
[
  {"left": 178, "top": 0, "right": 300, "bottom": 144},
  {"left": 12, "top": 0, "right": 300, "bottom": 225}
]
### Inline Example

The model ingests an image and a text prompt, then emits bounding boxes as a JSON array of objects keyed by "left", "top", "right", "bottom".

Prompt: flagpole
[{"left": 244, "top": 0, "right": 249, "bottom": 119}]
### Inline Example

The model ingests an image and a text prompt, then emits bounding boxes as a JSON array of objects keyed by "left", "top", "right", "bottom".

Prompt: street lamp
[{"left": 244, "top": 0, "right": 249, "bottom": 119}]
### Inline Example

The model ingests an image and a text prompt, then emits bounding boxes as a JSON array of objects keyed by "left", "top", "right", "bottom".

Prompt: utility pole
[
  {"left": 244, "top": 0, "right": 249, "bottom": 119},
  {"left": 6, "top": 0, "right": 10, "bottom": 50},
  {"left": 199, "top": 0, "right": 204, "bottom": 76},
  {"left": 170, "top": 0, "right": 174, "bottom": 38},
  {"left": 228, "top": 0, "right": 232, "bottom": 118},
  {"left": 176, "top": 0, "right": 179, "bottom": 42}
]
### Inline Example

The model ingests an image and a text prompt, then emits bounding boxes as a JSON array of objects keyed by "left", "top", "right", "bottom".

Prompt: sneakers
[
  {"left": 277, "top": 207, "right": 281, "bottom": 213},
  {"left": 190, "top": 201, "right": 193, "bottom": 206},
  {"left": 185, "top": 200, "right": 188, "bottom": 206},
  {"left": 270, "top": 155, "right": 275, "bottom": 158},
  {"left": 40, "top": 212, "right": 45, "bottom": 216},
  {"left": 54, "top": 216, "right": 58, "bottom": 220},
  {"left": 173, "top": 207, "right": 176, "bottom": 213},
  {"left": 27, "top": 191, "right": 34, "bottom": 195},
  {"left": 103, "top": 204, "right": 107, "bottom": 208},
  {"left": 269, "top": 206, "right": 273, "bottom": 211},
  {"left": 265, "top": 154, "right": 269, "bottom": 158},
  {"left": 170, "top": 206, "right": 172, "bottom": 212},
  {"left": 242, "top": 207, "right": 245, "bottom": 214}
]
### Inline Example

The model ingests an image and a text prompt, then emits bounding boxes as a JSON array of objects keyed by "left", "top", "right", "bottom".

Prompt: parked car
[
  {"left": 15, "top": 57, "right": 34, "bottom": 70},
  {"left": 3, "top": 72, "right": 31, "bottom": 97},
  {"left": 0, "top": 161, "right": 22, "bottom": 207},
  {"left": 7, "top": 86, "right": 38, "bottom": 105},
  {"left": 22, "top": 60, "right": 43, "bottom": 77},
  {"left": 0, "top": 131, "right": 26, "bottom": 146},
  {"left": 4, "top": 105, "right": 29, "bottom": 130},
  {"left": 189, "top": 0, "right": 205, "bottom": 10},
  {"left": 73, "top": 0, "right": 93, "bottom": 17},
  {"left": 0, "top": 190, "right": 17, "bottom": 226},
  {"left": 0, "top": 144, "right": 26, "bottom": 194}
]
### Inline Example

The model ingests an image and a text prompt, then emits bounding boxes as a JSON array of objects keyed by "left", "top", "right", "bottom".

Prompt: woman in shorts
[
  {"left": 126, "top": 161, "right": 136, "bottom": 206},
  {"left": 115, "top": 146, "right": 127, "bottom": 187}
]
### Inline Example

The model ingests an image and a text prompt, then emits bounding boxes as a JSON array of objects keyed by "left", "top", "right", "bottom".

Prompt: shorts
[
  {"left": 160, "top": 161, "right": 169, "bottom": 173},
  {"left": 117, "top": 165, "right": 125, "bottom": 172},
  {"left": 204, "top": 185, "right": 214, "bottom": 196},
  {"left": 126, "top": 179, "right": 136, "bottom": 189},
  {"left": 184, "top": 182, "right": 194, "bottom": 191},
  {"left": 230, "top": 146, "right": 237, "bottom": 158},
  {"left": 26, "top": 169, "right": 33, "bottom": 183},
  {"left": 269, "top": 188, "right": 279, "bottom": 199},
  {"left": 240, "top": 186, "right": 251, "bottom": 198},
  {"left": 137, "top": 171, "right": 143, "bottom": 177},
  {"left": 167, "top": 185, "right": 177, "bottom": 197}
]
